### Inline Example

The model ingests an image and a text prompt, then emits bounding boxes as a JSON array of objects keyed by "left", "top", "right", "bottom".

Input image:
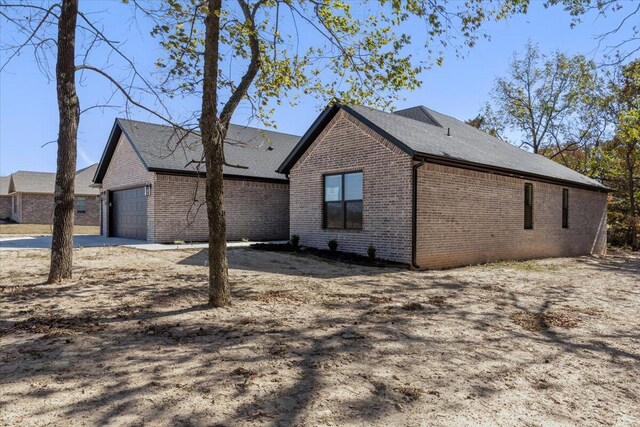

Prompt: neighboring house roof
[
  {"left": 76, "top": 164, "right": 99, "bottom": 192},
  {"left": 0, "top": 176, "right": 10, "bottom": 196},
  {"left": 278, "top": 104, "right": 608, "bottom": 191},
  {"left": 93, "top": 118, "right": 301, "bottom": 184},
  {"left": 8, "top": 165, "right": 100, "bottom": 195}
]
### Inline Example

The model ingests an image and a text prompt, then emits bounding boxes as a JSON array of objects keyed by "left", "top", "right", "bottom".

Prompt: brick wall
[
  {"left": 152, "top": 174, "right": 289, "bottom": 242},
  {"left": 289, "top": 110, "right": 414, "bottom": 263},
  {"left": 100, "top": 133, "right": 155, "bottom": 237},
  {"left": 100, "top": 133, "right": 290, "bottom": 242},
  {"left": 415, "top": 163, "right": 608, "bottom": 269},
  {"left": 0, "top": 195, "right": 11, "bottom": 220},
  {"left": 10, "top": 194, "right": 21, "bottom": 222},
  {"left": 12, "top": 193, "right": 99, "bottom": 225}
]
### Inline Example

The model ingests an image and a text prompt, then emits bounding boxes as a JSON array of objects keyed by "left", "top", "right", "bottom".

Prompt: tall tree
[
  {"left": 486, "top": 41, "right": 604, "bottom": 156},
  {"left": 1, "top": 1, "right": 173, "bottom": 282},
  {"left": 143, "top": 0, "right": 532, "bottom": 307},
  {"left": 601, "top": 60, "right": 640, "bottom": 249},
  {"left": 48, "top": 0, "right": 80, "bottom": 282}
]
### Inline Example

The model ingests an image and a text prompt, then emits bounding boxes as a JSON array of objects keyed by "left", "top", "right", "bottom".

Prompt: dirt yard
[
  {"left": 1, "top": 247, "right": 638, "bottom": 426},
  {"left": 0, "top": 224, "right": 100, "bottom": 236}
]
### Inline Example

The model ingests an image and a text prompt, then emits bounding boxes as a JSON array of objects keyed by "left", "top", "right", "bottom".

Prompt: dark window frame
[
  {"left": 524, "top": 183, "right": 533, "bottom": 230},
  {"left": 562, "top": 188, "right": 569, "bottom": 229},
  {"left": 322, "top": 171, "right": 363, "bottom": 230},
  {"left": 76, "top": 197, "right": 86, "bottom": 214},
  {"left": 12, "top": 195, "right": 17, "bottom": 214}
]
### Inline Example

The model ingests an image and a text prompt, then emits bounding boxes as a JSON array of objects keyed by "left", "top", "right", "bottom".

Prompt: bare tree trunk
[
  {"left": 48, "top": 0, "right": 79, "bottom": 284},
  {"left": 201, "top": 0, "right": 229, "bottom": 306},
  {"left": 626, "top": 143, "right": 638, "bottom": 250}
]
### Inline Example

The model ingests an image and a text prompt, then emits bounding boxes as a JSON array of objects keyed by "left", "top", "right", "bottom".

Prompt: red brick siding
[
  {"left": 10, "top": 194, "right": 21, "bottom": 223},
  {"left": 100, "top": 133, "right": 289, "bottom": 242},
  {"left": 10, "top": 193, "right": 99, "bottom": 225},
  {"left": 415, "top": 163, "right": 608, "bottom": 269},
  {"left": 100, "top": 133, "right": 155, "bottom": 237},
  {"left": 289, "top": 110, "right": 414, "bottom": 263},
  {"left": 152, "top": 174, "right": 289, "bottom": 242},
  {"left": 0, "top": 195, "right": 11, "bottom": 220}
]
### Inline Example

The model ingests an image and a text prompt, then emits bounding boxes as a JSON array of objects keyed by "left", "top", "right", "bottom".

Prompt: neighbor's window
[
  {"left": 323, "top": 172, "right": 363, "bottom": 229},
  {"left": 12, "top": 196, "right": 16, "bottom": 213},
  {"left": 524, "top": 183, "right": 533, "bottom": 229},
  {"left": 562, "top": 189, "right": 569, "bottom": 228},
  {"left": 76, "top": 197, "right": 86, "bottom": 213}
]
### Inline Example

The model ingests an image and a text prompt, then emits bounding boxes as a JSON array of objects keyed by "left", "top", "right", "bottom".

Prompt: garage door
[{"left": 110, "top": 187, "right": 147, "bottom": 240}]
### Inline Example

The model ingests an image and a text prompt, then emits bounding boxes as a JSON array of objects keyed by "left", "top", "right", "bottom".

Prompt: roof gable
[
  {"left": 94, "top": 118, "right": 301, "bottom": 184},
  {"left": 0, "top": 176, "right": 10, "bottom": 196},
  {"left": 394, "top": 106, "right": 442, "bottom": 127},
  {"left": 8, "top": 166, "right": 99, "bottom": 195},
  {"left": 278, "top": 103, "right": 607, "bottom": 191}
]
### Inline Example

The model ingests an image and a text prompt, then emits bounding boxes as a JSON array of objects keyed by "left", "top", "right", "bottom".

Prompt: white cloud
[{"left": 78, "top": 147, "right": 93, "bottom": 166}]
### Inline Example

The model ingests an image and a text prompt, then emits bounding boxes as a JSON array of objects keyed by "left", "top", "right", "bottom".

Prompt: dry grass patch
[
  {"left": 394, "top": 386, "right": 424, "bottom": 401},
  {"left": 481, "top": 259, "right": 561, "bottom": 272},
  {"left": 0, "top": 247, "right": 638, "bottom": 426},
  {"left": 510, "top": 311, "right": 582, "bottom": 331},
  {"left": 0, "top": 224, "right": 99, "bottom": 236}
]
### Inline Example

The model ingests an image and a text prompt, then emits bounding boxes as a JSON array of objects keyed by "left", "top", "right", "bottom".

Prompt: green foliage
[
  {"left": 147, "top": 0, "right": 531, "bottom": 125},
  {"left": 600, "top": 60, "right": 640, "bottom": 248},
  {"left": 328, "top": 239, "right": 338, "bottom": 252},
  {"left": 488, "top": 41, "right": 603, "bottom": 156},
  {"left": 367, "top": 244, "right": 377, "bottom": 260},
  {"left": 290, "top": 234, "right": 300, "bottom": 249}
]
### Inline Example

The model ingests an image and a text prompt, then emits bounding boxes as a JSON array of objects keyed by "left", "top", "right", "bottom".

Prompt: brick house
[
  {"left": 0, "top": 176, "right": 11, "bottom": 220},
  {"left": 277, "top": 104, "right": 609, "bottom": 269},
  {"left": 6, "top": 164, "right": 100, "bottom": 225},
  {"left": 92, "top": 118, "right": 299, "bottom": 242}
]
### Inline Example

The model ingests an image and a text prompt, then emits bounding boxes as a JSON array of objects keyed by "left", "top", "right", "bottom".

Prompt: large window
[
  {"left": 524, "top": 183, "right": 533, "bottom": 229},
  {"left": 76, "top": 197, "right": 86, "bottom": 213},
  {"left": 562, "top": 189, "right": 569, "bottom": 228},
  {"left": 323, "top": 172, "right": 363, "bottom": 229}
]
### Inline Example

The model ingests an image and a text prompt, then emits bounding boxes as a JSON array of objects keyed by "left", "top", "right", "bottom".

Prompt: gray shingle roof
[
  {"left": 98, "top": 119, "right": 300, "bottom": 182},
  {"left": 0, "top": 176, "right": 10, "bottom": 196},
  {"left": 75, "top": 164, "right": 99, "bottom": 194},
  {"left": 394, "top": 106, "right": 443, "bottom": 127},
  {"left": 9, "top": 165, "right": 99, "bottom": 195},
  {"left": 348, "top": 105, "right": 607, "bottom": 190}
]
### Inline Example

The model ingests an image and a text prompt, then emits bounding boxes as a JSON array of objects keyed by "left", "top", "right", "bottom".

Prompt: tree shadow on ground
[
  {"left": 179, "top": 247, "right": 404, "bottom": 279},
  {"left": 1, "top": 250, "right": 638, "bottom": 425}
]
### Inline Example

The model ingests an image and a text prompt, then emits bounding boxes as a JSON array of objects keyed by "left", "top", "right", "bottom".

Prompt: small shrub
[
  {"left": 328, "top": 239, "right": 338, "bottom": 252},
  {"left": 402, "top": 301, "right": 424, "bottom": 311},
  {"left": 367, "top": 244, "right": 376, "bottom": 260},
  {"left": 290, "top": 234, "right": 300, "bottom": 248},
  {"left": 241, "top": 237, "right": 250, "bottom": 242},
  {"left": 173, "top": 240, "right": 185, "bottom": 245}
]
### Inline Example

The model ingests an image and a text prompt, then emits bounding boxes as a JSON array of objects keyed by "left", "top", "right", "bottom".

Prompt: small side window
[
  {"left": 524, "top": 183, "right": 533, "bottom": 229},
  {"left": 562, "top": 189, "right": 569, "bottom": 228},
  {"left": 76, "top": 197, "right": 86, "bottom": 213}
]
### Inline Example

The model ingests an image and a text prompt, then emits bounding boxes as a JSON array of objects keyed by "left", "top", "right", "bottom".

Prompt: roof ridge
[
  {"left": 13, "top": 170, "right": 56, "bottom": 175},
  {"left": 75, "top": 163, "right": 98, "bottom": 174},
  {"left": 116, "top": 117, "right": 301, "bottom": 139}
]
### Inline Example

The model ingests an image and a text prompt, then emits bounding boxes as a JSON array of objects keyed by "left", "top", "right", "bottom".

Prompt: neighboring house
[
  {"left": 92, "top": 118, "right": 299, "bottom": 242},
  {"left": 7, "top": 164, "right": 100, "bottom": 225},
  {"left": 0, "top": 176, "right": 11, "bottom": 220},
  {"left": 278, "top": 104, "right": 609, "bottom": 269}
]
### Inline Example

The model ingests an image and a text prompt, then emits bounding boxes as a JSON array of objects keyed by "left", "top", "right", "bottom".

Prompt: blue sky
[{"left": 0, "top": 1, "right": 632, "bottom": 175}]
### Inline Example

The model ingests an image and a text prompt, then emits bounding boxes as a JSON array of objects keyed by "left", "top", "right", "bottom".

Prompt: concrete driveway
[
  {"left": 0, "top": 235, "right": 287, "bottom": 251},
  {"left": 0, "top": 235, "right": 144, "bottom": 251}
]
